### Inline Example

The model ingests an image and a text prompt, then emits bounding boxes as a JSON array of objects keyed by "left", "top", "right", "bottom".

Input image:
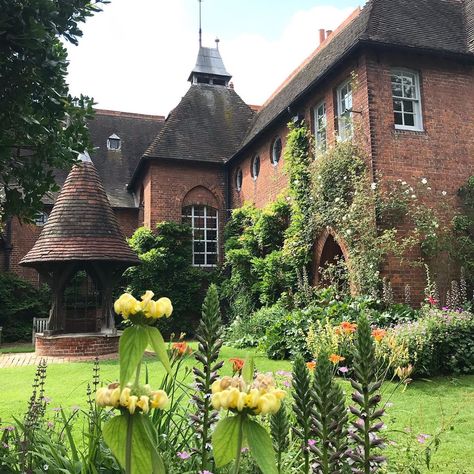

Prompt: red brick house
[{"left": 2, "top": 0, "right": 474, "bottom": 302}]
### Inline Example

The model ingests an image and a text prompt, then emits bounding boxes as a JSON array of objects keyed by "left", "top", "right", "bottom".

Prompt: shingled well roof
[
  {"left": 21, "top": 157, "right": 140, "bottom": 267},
  {"left": 234, "top": 0, "right": 474, "bottom": 159}
]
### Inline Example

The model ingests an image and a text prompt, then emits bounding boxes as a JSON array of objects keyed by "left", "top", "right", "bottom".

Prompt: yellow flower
[
  {"left": 137, "top": 395, "right": 150, "bottom": 414},
  {"left": 150, "top": 390, "right": 168, "bottom": 409},
  {"left": 245, "top": 389, "right": 260, "bottom": 409},
  {"left": 128, "top": 395, "right": 138, "bottom": 414},
  {"left": 157, "top": 297, "right": 173, "bottom": 317},
  {"left": 120, "top": 387, "right": 131, "bottom": 407},
  {"left": 258, "top": 393, "right": 279, "bottom": 415},
  {"left": 236, "top": 392, "right": 246, "bottom": 412},
  {"left": 110, "top": 387, "right": 121, "bottom": 407},
  {"left": 227, "top": 388, "right": 240, "bottom": 409},
  {"left": 211, "top": 392, "right": 223, "bottom": 410},
  {"left": 96, "top": 387, "right": 109, "bottom": 407},
  {"left": 114, "top": 293, "right": 141, "bottom": 318},
  {"left": 211, "top": 380, "right": 222, "bottom": 394}
]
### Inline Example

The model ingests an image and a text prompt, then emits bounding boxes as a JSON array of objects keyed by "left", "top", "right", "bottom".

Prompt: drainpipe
[{"left": 3, "top": 216, "right": 12, "bottom": 271}]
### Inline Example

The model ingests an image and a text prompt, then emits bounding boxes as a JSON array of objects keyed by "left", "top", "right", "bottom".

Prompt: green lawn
[{"left": 1, "top": 346, "right": 473, "bottom": 473}]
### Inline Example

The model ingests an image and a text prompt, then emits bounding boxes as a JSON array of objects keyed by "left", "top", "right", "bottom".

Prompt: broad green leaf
[
  {"left": 141, "top": 413, "right": 166, "bottom": 473},
  {"left": 119, "top": 326, "right": 149, "bottom": 387},
  {"left": 242, "top": 355, "right": 255, "bottom": 385},
  {"left": 212, "top": 415, "right": 241, "bottom": 467},
  {"left": 145, "top": 326, "right": 171, "bottom": 374},
  {"left": 103, "top": 414, "right": 165, "bottom": 474},
  {"left": 244, "top": 418, "right": 278, "bottom": 474}
]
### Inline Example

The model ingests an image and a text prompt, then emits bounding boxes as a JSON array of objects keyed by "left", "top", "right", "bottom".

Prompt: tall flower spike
[
  {"left": 292, "top": 354, "right": 313, "bottom": 474},
  {"left": 347, "top": 313, "right": 386, "bottom": 473},
  {"left": 191, "top": 284, "right": 224, "bottom": 472}
]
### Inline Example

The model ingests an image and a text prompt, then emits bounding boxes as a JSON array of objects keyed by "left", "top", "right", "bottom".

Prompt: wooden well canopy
[{"left": 20, "top": 152, "right": 139, "bottom": 334}]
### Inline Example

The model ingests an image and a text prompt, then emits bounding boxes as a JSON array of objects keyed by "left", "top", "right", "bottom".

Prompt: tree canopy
[{"left": 0, "top": 0, "right": 107, "bottom": 222}]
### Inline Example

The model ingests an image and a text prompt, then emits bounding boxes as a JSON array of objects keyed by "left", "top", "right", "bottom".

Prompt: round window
[
  {"left": 236, "top": 168, "right": 243, "bottom": 191},
  {"left": 271, "top": 137, "right": 282, "bottom": 165},
  {"left": 251, "top": 155, "right": 260, "bottom": 180}
]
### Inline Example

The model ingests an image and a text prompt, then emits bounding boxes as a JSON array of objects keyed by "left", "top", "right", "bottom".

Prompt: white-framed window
[
  {"left": 271, "top": 137, "right": 282, "bottom": 166},
  {"left": 107, "top": 133, "right": 121, "bottom": 150},
  {"left": 336, "top": 80, "right": 353, "bottom": 141},
  {"left": 182, "top": 205, "right": 218, "bottom": 267},
  {"left": 313, "top": 101, "right": 327, "bottom": 153},
  {"left": 34, "top": 211, "right": 48, "bottom": 226},
  {"left": 251, "top": 155, "right": 260, "bottom": 180},
  {"left": 235, "top": 168, "right": 243, "bottom": 191},
  {"left": 391, "top": 69, "right": 423, "bottom": 131}
]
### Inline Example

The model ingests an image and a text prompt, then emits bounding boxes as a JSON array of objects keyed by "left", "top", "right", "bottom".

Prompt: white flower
[
  {"left": 44, "top": 466, "right": 49, "bottom": 471},
  {"left": 371, "top": 182, "right": 377, "bottom": 190},
  {"left": 411, "top": 194, "right": 416, "bottom": 199},
  {"left": 402, "top": 181, "right": 407, "bottom": 186},
  {"left": 421, "top": 178, "right": 428, "bottom": 185},
  {"left": 345, "top": 229, "right": 352, "bottom": 235},
  {"left": 427, "top": 187, "right": 432, "bottom": 190},
  {"left": 442, "top": 191, "right": 447, "bottom": 196}
]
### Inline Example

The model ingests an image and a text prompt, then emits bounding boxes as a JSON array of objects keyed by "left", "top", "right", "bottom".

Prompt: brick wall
[
  {"left": 142, "top": 159, "right": 226, "bottom": 261},
  {"left": 229, "top": 55, "right": 372, "bottom": 210},
  {"left": 366, "top": 50, "right": 474, "bottom": 301},
  {"left": 35, "top": 333, "right": 119, "bottom": 357}
]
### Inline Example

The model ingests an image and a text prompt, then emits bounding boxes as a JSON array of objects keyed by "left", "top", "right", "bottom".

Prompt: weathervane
[{"left": 198, "top": 0, "right": 202, "bottom": 47}]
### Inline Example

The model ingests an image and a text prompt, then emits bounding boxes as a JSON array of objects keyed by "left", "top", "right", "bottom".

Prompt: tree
[{"left": 0, "top": 0, "right": 107, "bottom": 222}]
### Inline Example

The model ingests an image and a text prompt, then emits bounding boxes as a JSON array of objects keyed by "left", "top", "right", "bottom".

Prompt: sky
[{"left": 66, "top": 0, "right": 364, "bottom": 116}]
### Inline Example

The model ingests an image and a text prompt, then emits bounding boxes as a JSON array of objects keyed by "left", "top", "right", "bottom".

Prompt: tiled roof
[
  {"left": 235, "top": 0, "right": 474, "bottom": 158},
  {"left": 46, "top": 110, "right": 164, "bottom": 208},
  {"left": 21, "top": 157, "right": 140, "bottom": 267},
  {"left": 128, "top": 84, "right": 254, "bottom": 184},
  {"left": 188, "top": 46, "right": 232, "bottom": 81}
]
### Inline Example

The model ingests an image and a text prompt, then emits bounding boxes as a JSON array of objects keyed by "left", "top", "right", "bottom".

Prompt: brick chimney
[{"left": 319, "top": 29, "right": 326, "bottom": 44}]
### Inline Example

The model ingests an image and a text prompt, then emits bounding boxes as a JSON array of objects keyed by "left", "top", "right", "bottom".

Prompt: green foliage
[
  {"left": 119, "top": 326, "right": 150, "bottom": 387},
  {"left": 0, "top": 0, "right": 104, "bottom": 221},
  {"left": 291, "top": 355, "right": 312, "bottom": 474},
  {"left": 270, "top": 403, "right": 290, "bottom": 474},
  {"left": 451, "top": 176, "right": 474, "bottom": 287},
  {"left": 124, "top": 222, "right": 211, "bottom": 337},
  {"left": 192, "top": 284, "right": 224, "bottom": 472},
  {"left": 0, "top": 272, "right": 50, "bottom": 342},
  {"left": 103, "top": 414, "right": 164, "bottom": 474},
  {"left": 311, "top": 349, "right": 349, "bottom": 473},
  {"left": 348, "top": 313, "right": 386, "bottom": 473},
  {"left": 391, "top": 308, "right": 474, "bottom": 376},
  {"left": 222, "top": 197, "right": 293, "bottom": 309},
  {"left": 225, "top": 304, "right": 288, "bottom": 348}
]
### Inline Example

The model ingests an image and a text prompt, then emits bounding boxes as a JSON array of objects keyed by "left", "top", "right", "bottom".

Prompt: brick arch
[
  {"left": 312, "top": 227, "right": 352, "bottom": 289},
  {"left": 182, "top": 185, "right": 220, "bottom": 210}
]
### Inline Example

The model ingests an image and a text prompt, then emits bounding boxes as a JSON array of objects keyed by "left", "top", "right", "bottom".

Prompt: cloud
[{"left": 66, "top": 3, "right": 356, "bottom": 115}]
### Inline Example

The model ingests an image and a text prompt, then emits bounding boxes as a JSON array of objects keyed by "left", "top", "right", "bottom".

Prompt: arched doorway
[{"left": 313, "top": 229, "right": 349, "bottom": 291}]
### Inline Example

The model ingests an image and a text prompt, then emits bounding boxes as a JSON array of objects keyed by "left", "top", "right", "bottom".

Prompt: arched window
[
  {"left": 271, "top": 137, "right": 282, "bottom": 166},
  {"left": 182, "top": 205, "right": 218, "bottom": 267},
  {"left": 251, "top": 155, "right": 260, "bottom": 180},
  {"left": 235, "top": 168, "right": 243, "bottom": 191}
]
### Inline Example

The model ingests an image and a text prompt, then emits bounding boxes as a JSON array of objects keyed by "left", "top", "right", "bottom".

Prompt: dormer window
[
  {"left": 107, "top": 133, "right": 121, "bottom": 151},
  {"left": 34, "top": 211, "right": 48, "bottom": 226}
]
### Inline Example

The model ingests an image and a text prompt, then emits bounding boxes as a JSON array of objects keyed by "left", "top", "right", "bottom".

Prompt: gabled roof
[
  {"left": 188, "top": 46, "right": 232, "bottom": 82},
  {"left": 234, "top": 0, "right": 474, "bottom": 159},
  {"left": 21, "top": 155, "right": 140, "bottom": 268},
  {"left": 129, "top": 84, "right": 254, "bottom": 186},
  {"left": 47, "top": 110, "right": 164, "bottom": 208}
]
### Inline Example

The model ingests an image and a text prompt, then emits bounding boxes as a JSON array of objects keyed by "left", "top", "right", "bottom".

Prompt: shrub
[
  {"left": 0, "top": 272, "right": 50, "bottom": 342},
  {"left": 390, "top": 308, "right": 474, "bottom": 376},
  {"left": 225, "top": 304, "right": 287, "bottom": 348},
  {"left": 123, "top": 222, "right": 213, "bottom": 337}
]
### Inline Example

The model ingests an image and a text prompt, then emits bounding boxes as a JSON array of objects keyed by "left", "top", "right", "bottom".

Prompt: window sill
[{"left": 393, "top": 127, "right": 427, "bottom": 137}]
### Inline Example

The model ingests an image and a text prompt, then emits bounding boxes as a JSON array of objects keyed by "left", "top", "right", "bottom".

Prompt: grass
[
  {"left": 1, "top": 346, "right": 473, "bottom": 473},
  {"left": 0, "top": 343, "right": 35, "bottom": 354}
]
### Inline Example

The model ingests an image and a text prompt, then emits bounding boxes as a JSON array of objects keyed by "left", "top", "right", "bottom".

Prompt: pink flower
[
  {"left": 417, "top": 434, "right": 430, "bottom": 444},
  {"left": 199, "top": 471, "right": 213, "bottom": 474},
  {"left": 338, "top": 366, "right": 349, "bottom": 374},
  {"left": 308, "top": 439, "right": 317, "bottom": 447},
  {"left": 177, "top": 451, "right": 191, "bottom": 460}
]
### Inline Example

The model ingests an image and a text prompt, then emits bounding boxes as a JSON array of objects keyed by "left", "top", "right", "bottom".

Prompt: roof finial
[
  {"left": 215, "top": 37, "right": 220, "bottom": 50},
  {"left": 198, "top": 0, "right": 202, "bottom": 47}
]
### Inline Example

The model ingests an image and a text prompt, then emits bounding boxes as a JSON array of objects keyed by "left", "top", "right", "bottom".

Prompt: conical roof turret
[{"left": 20, "top": 154, "right": 139, "bottom": 268}]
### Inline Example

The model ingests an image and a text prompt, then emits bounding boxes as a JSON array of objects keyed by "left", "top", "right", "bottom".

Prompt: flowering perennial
[
  {"left": 96, "top": 382, "right": 168, "bottom": 415},
  {"left": 114, "top": 290, "right": 173, "bottom": 320},
  {"left": 211, "top": 373, "right": 286, "bottom": 416}
]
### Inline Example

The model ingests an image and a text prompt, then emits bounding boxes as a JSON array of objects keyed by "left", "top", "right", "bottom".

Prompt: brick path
[{"left": 0, "top": 352, "right": 118, "bottom": 368}]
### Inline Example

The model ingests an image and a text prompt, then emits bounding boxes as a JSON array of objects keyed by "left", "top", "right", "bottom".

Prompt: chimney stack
[
  {"left": 319, "top": 28, "right": 326, "bottom": 44},
  {"left": 326, "top": 30, "right": 333, "bottom": 37}
]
